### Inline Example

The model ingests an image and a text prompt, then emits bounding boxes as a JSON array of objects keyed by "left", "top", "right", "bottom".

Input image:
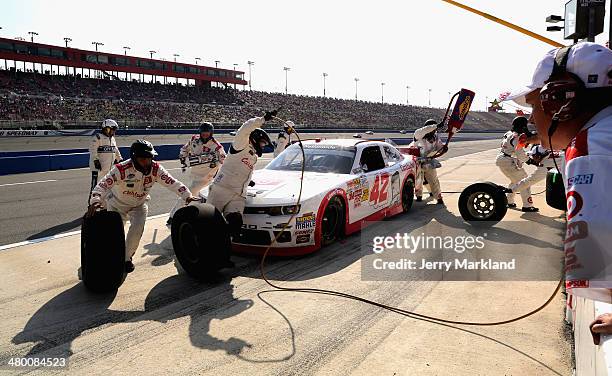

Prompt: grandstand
[{"left": 0, "top": 70, "right": 516, "bottom": 131}]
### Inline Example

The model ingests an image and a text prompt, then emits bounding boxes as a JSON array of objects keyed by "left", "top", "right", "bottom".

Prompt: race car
[{"left": 201, "top": 138, "right": 419, "bottom": 256}]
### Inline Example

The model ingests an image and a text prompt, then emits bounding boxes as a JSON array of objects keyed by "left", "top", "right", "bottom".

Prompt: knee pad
[{"left": 225, "top": 212, "right": 243, "bottom": 236}]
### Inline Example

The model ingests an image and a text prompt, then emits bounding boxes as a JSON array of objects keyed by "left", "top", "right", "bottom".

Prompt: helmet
[
  {"left": 101, "top": 119, "right": 119, "bottom": 130},
  {"left": 130, "top": 139, "right": 158, "bottom": 159},
  {"left": 198, "top": 122, "right": 214, "bottom": 135},
  {"left": 249, "top": 128, "right": 272, "bottom": 157},
  {"left": 511, "top": 116, "right": 529, "bottom": 134},
  {"left": 424, "top": 119, "right": 437, "bottom": 127}
]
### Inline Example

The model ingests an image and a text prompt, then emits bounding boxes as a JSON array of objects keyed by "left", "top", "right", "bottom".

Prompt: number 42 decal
[{"left": 370, "top": 173, "right": 389, "bottom": 204}]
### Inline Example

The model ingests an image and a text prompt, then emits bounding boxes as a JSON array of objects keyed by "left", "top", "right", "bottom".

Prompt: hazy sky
[{"left": 1, "top": 0, "right": 610, "bottom": 110}]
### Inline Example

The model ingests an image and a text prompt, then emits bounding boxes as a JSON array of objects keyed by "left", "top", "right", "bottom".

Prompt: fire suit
[
  {"left": 509, "top": 145, "right": 556, "bottom": 193},
  {"left": 412, "top": 124, "right": 444, "bottom": 200},
  {"left": 89, "top": 132, "right": 122, "bottom": 187},
  {"left": 90, "top": 159, "right": 192, "bottom": 261},
  {"left": 207, "top": 117, "right": 265, "bottom": 216},
  {"left": 564, "top": 106, "right": 612, "bottom": 302},
  {"left": 495, "top": 131, "right": 534, "bottom": 208},
  {"left": 169, "top": 135, "right": 226, "bottom": 218}
]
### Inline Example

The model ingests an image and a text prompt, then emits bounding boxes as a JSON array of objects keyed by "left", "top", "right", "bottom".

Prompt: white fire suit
[
  {"left": 412, "top": 124, "right": 444, "bottom": 200},
  {"left": 509, "top": 145, "right": 556, "bottom": 193},
  {"left": 564, "top": 106, "right": 612, "bottom": 302},
  {"left": 89, "top": 133, "right": 122, "bottom": 177},
  {"left": 169, "top": 135, "right": 226, "bottom": 218},
  {"left": 90, "top": 159, "right": 192, "bottom": 261},
  {"left": 495, "top": 131, "right": 533, "bottom": 208},
  {"left": 274, "top": 130, "right": 290, "bottom": 157},
  {"left": 207, "top": 117, "right": 265, "bottom": 216}
]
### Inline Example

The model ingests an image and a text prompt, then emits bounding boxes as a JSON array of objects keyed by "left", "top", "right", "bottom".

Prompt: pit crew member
[
  {"left": 412, "top": 119, "right": 448, "bottom": 204},
  {"left": 89, "top": 119, "right": 123, "bottom": 196}
]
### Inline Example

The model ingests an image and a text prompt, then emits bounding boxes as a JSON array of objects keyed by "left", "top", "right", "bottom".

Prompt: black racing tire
[
  {"left": 171, "top": 203, "right": 232, "bottom": 280},
  {"left": 321, "top": 196, "right": 345, "bottom": 246},
  {"left": 81, "top": 211, "right": 126, "bottom": 293},
  {"left": 546, "top": 170, "right": 566, "bottom": 211},
  {"left": 402, "top": 177, "right": 415, "bottom": 213},
  {"left": 458, "top": 182, "right": 508, "bottom": 226}
]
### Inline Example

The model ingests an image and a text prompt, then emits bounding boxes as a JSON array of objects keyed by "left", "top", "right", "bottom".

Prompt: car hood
[{"left": 246, "top": 169, "right": 351, "bottom": 205}]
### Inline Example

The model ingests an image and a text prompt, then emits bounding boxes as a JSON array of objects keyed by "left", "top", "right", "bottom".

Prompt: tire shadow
[{"left": 26, "top": 217, "right": 83, "bottom": 240}]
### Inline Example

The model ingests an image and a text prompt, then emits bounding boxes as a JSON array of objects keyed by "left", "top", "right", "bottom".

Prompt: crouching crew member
[{"left": 87, "top": 140, "right": 199, "bottom": 272}]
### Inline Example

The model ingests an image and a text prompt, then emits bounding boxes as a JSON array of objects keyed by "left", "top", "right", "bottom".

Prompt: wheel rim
[
  {"left": 322, "top": 202, "right": 341, "bottom": 242},
  {"left": 466, "top": 191, "right": 496, "bottom": 220},
  {"left": 178, "top": 222, "right": 200, "bottom": 263}
]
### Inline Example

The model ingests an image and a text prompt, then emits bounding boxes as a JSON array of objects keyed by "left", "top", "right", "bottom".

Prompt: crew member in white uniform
[
  {"left": 167, "top": 122, "right": 226, "bottom": 225},
  {"left": 506, "top": 42, "right": 612, "bottom": 303},
  {"left": 87, "top": 140, "right": 199, "bottom": 272},
  {"left": 273, "top": 121, "right": 294, "bottom": 157},
  {"left": 89, "top": 119, "right": 123, "bottom": 198},
  {"left": 207, "top": 110, "right": 290, "bottom": 234},
  {"left": 411, "top": 119, "right": 447, "bottom": 204},
  {"left": 509, "top": 144, "right": 558, "bottom": 193},
  {"left": 495, "top": 116, "right": 538, "bottom": 212}
]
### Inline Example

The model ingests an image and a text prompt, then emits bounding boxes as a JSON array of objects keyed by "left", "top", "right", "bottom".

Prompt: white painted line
[
  {"left": 0, "top": 179, "right": 58, "bottom": 187},
  {"left": 0, "top": 212, "right": 171, "bottom": 252}
]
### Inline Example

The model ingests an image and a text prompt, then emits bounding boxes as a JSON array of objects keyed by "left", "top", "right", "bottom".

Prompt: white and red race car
[{"left": 202, "top": 139, "right": 419, "bottom": 256}]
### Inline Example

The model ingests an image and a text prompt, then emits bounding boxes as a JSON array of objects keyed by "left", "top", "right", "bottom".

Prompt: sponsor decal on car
[
  {"left": 567, "top": 174, "right": 593, "bottom": 186},
  {"left": 296, "top": 234, "right": 311, "bottom": 244},
  {"left": 347, "top": 176, "right": 369, "bottom": 208},
  {"left": 296, "top": 212, "right": 316, "bottom": 230},
  {"left": 294, "top": 229, "right": 314, "bottom": 236}
]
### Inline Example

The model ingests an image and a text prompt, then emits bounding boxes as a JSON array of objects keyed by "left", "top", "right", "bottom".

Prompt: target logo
[{"left": 566, "top": 191, "right": 583, "bottom": 220}]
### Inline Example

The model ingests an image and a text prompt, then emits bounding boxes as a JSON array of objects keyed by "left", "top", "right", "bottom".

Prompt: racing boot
[
  {"left": 416, "top": 196, "right": 422, "bottom": 202},
  {"left": 125, "top": 259, "right": 135, "bottom": 273},
  {"left": 521, "top": 207, "right": 539, "bottom": 212}
]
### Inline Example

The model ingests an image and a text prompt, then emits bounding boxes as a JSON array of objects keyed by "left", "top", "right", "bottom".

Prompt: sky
[{"left": 0, "top": 0, "right": 610, "bottom": 110}]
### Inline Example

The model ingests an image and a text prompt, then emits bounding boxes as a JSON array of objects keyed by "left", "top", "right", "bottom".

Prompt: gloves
[
  {"left": 180, "top": 157, "right": 187, "bottom": 172},
  {"left": 264, "top": 110, "right": 278, "bottom": 121},
  {"left": 248, "top": 181, "right": 256, "bottom": 187},
  {"left": 93, "top": 160, "right": 102, "bottom": 170},
  {"left": 283, "top": 120, "right": 295, "bottom": 134},
  {"left": 113, "top": 159, "right": 120, "bottom": 164}
]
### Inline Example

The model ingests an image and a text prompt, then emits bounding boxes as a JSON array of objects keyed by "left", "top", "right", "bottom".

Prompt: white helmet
[{"left": 101, "top": 119, "right": 119, "bottom": 130}]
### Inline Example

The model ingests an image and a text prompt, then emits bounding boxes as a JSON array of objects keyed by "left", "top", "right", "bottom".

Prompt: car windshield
[{"left": 266, "top": 143, "right": 356, "bottom": 174}]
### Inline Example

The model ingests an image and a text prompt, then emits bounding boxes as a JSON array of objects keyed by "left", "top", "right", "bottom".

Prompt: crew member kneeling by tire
[
  {"left": 207, "top": 110, "right": 289, "bottom": 236},
  {"left": 86, "top": 140, "right": 199, "bottom": 273}
]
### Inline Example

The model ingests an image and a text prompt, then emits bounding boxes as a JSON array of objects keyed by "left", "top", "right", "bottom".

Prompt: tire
[
  {"left": 321, "top": 196, "right": 345, "bottom": 246},
  {"left": 546, "top": 169, "right": 566, "bottom": 211},
  {"left": 402, "top": 177, "right": 415, "bottom": 213},
  {"left": 81, "top": 211, "right": 126, "bottom": 293},
  {"left": 171, "top": 203, "right": 232, "bottom": 280},
  {"left": 458, "top": 182, "right": 508, "bottom": 226}
]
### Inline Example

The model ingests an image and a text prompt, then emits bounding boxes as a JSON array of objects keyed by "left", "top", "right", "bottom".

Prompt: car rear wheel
[
  {"left": 402, "top": 177, "right": 415, "bottom": 213},
  {"left": 321, "top": 196, "right": 345, "bottom": 246}
]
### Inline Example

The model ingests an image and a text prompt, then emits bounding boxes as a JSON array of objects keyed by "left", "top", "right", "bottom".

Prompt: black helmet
[
  {"left": 249, "top": 128, "right": 272, "bottom": 157},
  {"left": 511, "top": 116, "right": 529, "bottom": 134},
  {"left": 424, "top": 119, "right": 437, "bottom": 127},
  {"left": 199, "top": 122, "right": 214, "bottom": 135},
  {"left": 130, "top": 139, "right": 158, "bottom": 159}
]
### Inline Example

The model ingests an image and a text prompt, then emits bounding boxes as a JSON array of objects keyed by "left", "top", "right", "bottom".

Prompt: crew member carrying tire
[
  {"left": 89, "top": 119, "right": 122, "bottom": 201},
  {"left": 495, "top": 116, "right": 539, "bottom": 212},
  {"left": 207, "top": 110, "right": 291, "bottom": 235},
  {"left": 412, "top": 119, "right": 448, "bottom": 204},
  {"left": 87, "top": 140, "right": 199, "bottom": 272},
  {"left": 167, "top": 122, "right": 226, "bottom": 226}
]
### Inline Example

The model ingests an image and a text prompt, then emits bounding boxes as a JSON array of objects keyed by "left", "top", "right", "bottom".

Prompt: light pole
[
  {"left": 64, "top": 37, "right": 72, "bottom": 48},
  {"left": 214, "top": 60, "right": 220, "bottom": 68},
  {"left": 173, "top": 54, "right": 180, "bottom": 84},
  {"left": 148, "top": 51, "right": 156, "bottom": 83},
  {"left": 195, "top": 57, "right": 201, "bottom": 65},
  {"left": 149, "top": 50, "right": 156, "bottom": 59},
  {"left": 322, "top": 72, "right": 328, "bottom": 97},
  {"left": 92, "top": 41, "right": 104, "bottom": 52},
  {"left": 283, "top": 67, "right": 290, "bottom": 95},
  {"left": 428, "top": 88, "right": 432, "bottom": 106},
  {"left": 381, "top": 82, "right": 385, "bottom": 103},
  {"left": 406, "top": 85, "right": 410, "bottom": 105},
  {"left": 354, "top": 78, "right": 359, "bottom": 100},
  {"left": 247, "top": 60, "right": 254, "bottom": 91},
  {"left": 28, "top": 31, "right": 38, "bottom": 43},
  {"left": 123, "top": 46, "right": 130, "bottom": 55},
  {"left": 233, "top": 63, "right": 238, "bottom": 89}
]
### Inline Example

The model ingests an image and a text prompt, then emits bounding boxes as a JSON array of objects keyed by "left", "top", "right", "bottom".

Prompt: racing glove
[
  {"left": 248, "top": 181, "right": 256, "bottom": 187},
  {"left": 180, "top": 157, "right": 187, "bottom": 172},
  {"left": 264, "top": 109, "right": 278, "bottom": 121},
  {"left": 93, "top": 159, "right": 102, "bottom": 170},
  {"left": 283, "top": 120, "right": 295, "bottom": 134}
]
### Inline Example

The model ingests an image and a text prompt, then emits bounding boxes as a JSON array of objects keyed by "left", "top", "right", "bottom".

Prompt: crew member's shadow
[
  {"left": 143, "top": 274, "right": 254, "bottom": 355},
  {"left": 11, "top": 284, "right": 138, "bottom": 358},
  {"left": 26, "top": 217, "right": 83, "bottom": 240},
  {"left": 142, "top": 229, "right": 175, "bottom": 266}
]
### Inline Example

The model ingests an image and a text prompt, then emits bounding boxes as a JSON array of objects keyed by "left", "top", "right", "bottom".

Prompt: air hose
[{"left": 258, "top": 116, "right": 563, "bottom": 326}]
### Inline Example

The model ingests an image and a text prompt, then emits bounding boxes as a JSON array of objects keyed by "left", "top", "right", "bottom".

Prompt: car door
[
  {"left": 383, "top": 145, "right": 404, "bottom": 208},
  {"left": 358, "top": 145, "right": 390, "bottom": 219}
]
